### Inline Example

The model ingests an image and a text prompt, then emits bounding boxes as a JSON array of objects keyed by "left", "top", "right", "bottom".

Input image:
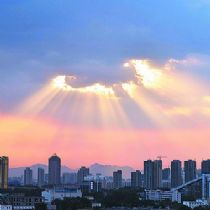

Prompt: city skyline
[
  {"left": 1, "top": 1, "right": 210, "bottom": 168},
  {"left": 7, "top": 155, "right": 210, "bottom": 172},
  {"left": 5, "top": 155, "right": 210, "bottom": 187},
  {"left": 5, "top": 155, "right": 207, "bottom": 170},
  {"left": 2, "top": 155, "right": 210, "bottom": 209}
]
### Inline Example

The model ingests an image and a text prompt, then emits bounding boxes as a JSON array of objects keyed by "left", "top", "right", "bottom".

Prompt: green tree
[
  {"left": 35, "top": 203, "right": 47, "bottom": 210},
  {"left": 53, "top": 197, "right": 91, "bottom": 210},
  {"left": 103, "top": 188, "right": 140, "bottom": 207},
  {"left": 178, "top": 205, "right": 192, "bottom": 210}
]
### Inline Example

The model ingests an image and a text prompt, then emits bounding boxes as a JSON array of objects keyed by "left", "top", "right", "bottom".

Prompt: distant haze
[{"left": 9, "top": 163, "right": 135, "bottom": 179}]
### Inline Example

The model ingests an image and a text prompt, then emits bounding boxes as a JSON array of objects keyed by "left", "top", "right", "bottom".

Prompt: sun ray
[
  {"left": 17, "top": 58, "right": 210, "bottom": 130},
  {"left": 122, "top": 59, "right": 210, "bottom": 128},
  {"left": 17, "top": 76, "right": 130, "bottom": 129}
]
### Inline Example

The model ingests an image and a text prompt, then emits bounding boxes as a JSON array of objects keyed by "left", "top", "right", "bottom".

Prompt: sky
[{"left": 1, "top": 0, "right": 210, "bottom": 169}]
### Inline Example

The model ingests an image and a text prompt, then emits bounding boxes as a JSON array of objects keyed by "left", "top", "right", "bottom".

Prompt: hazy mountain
[
  {"left": 9, "top": 164, "right": 75, "bottom": 179},
  {"left": 9, "top": 163, "right": 135, "bottom": 179},
  {"left": 89, "top": 163, "right": 135, "bottom": 179}
]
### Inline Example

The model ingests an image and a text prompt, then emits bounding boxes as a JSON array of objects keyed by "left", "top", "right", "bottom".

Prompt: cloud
[
  {"left": 50, "top": 59, "right": 168, "bottom": 97},
  {"left": 11, "top": 55, "right": 209, "bottom": 130},
  {"left": 203, "top": 96, "right": 210, "bottom": 103},
  {"left": 163, "top": 106, "right": 192, "bottom": 117}
]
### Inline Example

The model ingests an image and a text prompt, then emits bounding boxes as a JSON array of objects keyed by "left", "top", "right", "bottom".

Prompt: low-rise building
[
  {"left": 145, "top": 189, "right": 181, "bottom": 203},
  {"left": 8, "top": 193, "right": 42, "bottom": 210},
  {"left": 183, "top": 199, "right": 208, "bottom": 209},
  {"left": 0, "top": 188, "right": 43, "bottom": 210},
  {"left": 0, "top": 205, "right": 12, "bottom": 210},
  {"left": 42, "top": 187, "right": 82, "bottom": 203},
  {"left": 46, "top": 204, "right": 56, "bottom": 210},
  {"left": 172, "top": 190, "right": 182, "bottom": 203},
  {"left": 91, "top": 202, "right": 101, "bottom": 208}
]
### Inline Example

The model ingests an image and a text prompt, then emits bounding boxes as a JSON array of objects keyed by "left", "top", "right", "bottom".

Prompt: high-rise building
[
  {"left": 37, "top": 168, "right": 45, "bottom": 187},
  {"left": 153, "top": 160, "right": 162, "bottom": 189},
  {"left": 144, "top": 159, "right": 162, "bottom": 189},
  {"left": 24, "top": 167, "right": 33, "bottom": 185},
  {"left": 67, "top": 173, "right": 77, "bottom": 184},
  {"left": 62, "top": 173, "right": 73, "bottom": 184},
  {"left": 144, "top": 160, "right": 153, "bottom": 189},
  {"left": 131, "top": 170, "right": 142, "bottom": 188},
  {"left": 162, "top": 168, "right": 171, "bottom": 189},
  {"left": 69, "top": 173, "right": 77, "bottom": 184},
  {"left": 162, "top": 168, "right": 170, "bottom": 181},
  {"left": 77, "top": 167, "right": 89, "bottom": 185},
  {"left": 171, "top": 160, "right": 182, "bottom": 188},
  {"left": 0, "top": 156, "right": 9, "bottom": 189},
  {"left": 184, "top": 160, "right": 196, "bottom": 183},
  {"left": 44, "top": 173, "right": 48, "bottom": 184},
  {"left": 113, "top": 170, "right": 122, "bottom": 189},
  {"left": 201, "top": 159, "right": 210, "bottom": 174},
  {"left": 48, "top": 154, "right": 61, "bottom": 185}
]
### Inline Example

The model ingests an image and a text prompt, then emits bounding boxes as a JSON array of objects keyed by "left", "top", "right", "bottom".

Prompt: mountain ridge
[{"left": 9, "top": 163, "right": 135, "bottom": 179}]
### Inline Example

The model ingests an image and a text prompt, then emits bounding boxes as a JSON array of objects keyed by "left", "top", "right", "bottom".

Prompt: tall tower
[
  {"left": 162, "top": 168, "right": 171, "bottom": 189},
  {"left": 48, "top": 154, "right": 61, "bottom": 185},
  {"left": 37, "top": 168, "right": 45, "bottom": 187},
  {"left": 131, "top": 170, "right": 142, "bottom": 188},
  {"left": 201, "top": 159, "right": 210, "bottom": 174},
  {"left": 0, "top": 156, "right": 9, "bottom": 189},
  {"left": 171, "top": 160, "right": 182, "bottom": 188},
  {"left": 162, "top": 168, "right": 170, "bottom": 181},
  {"left": 144, "top": 160, "right": 153, "bottom": 189},
  {"left": 77, "top": 166, "right": 90, "bottom": 185},
  {"left": 184, "top": 160, "right": 196, "bottom": 182},
  {"left": 113, "top": 170, "right": 122, "bottom": 189},
  {"left": 24, "top": 167, "right": 33, "bottom": 185},
  {"left": 144, "top": 159, "right": 162, "bottom": 190},
  {"left": 153, "top": 160, "right": 162, "bottom": 189}
]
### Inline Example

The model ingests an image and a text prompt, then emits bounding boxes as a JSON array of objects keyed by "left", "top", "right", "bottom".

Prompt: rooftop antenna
[{"left": 157, "top": 155, "right": 167, "bottom": 160}]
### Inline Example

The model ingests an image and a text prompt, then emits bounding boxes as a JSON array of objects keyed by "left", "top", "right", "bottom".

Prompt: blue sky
[
  {"left": 1, "top": 0, "right": 210, "bottom": 109},
  {"left": 2, "top": 1, "right": 210, "bottom": 167}
]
